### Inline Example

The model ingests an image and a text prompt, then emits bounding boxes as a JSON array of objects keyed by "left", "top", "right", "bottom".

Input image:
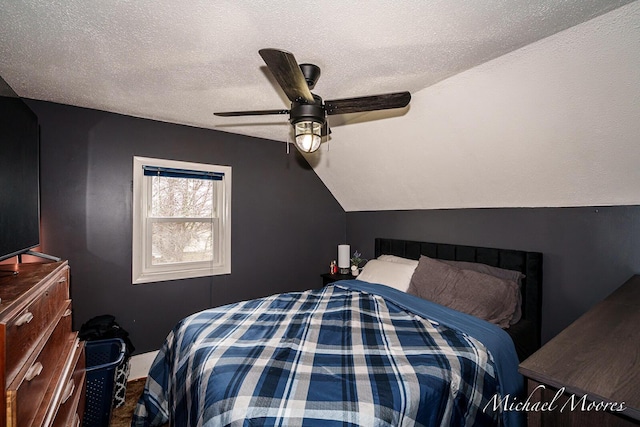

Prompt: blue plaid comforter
[{"left": 133, "top": 282, "right": 522, "bottom": 427}]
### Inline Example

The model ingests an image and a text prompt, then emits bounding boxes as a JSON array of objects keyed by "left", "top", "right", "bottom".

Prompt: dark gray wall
[
  {"left": 28, "top": 100, "right": 346, "bottom": 354},
  {"left": 346, "top": 207, "right": 640, "bottom": 343}
]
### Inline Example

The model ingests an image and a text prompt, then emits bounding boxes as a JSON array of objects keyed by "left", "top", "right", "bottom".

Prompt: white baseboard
[{"left": 129, "top": 350, "right": 159, "bottom": 380}]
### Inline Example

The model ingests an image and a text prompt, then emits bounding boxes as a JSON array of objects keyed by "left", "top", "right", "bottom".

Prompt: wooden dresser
[
  {"left": 0, "top": 261, "right": 85, "bottom": 427},
  {"left": 519, "top": 275, "right": 639, "bottom": 426}
]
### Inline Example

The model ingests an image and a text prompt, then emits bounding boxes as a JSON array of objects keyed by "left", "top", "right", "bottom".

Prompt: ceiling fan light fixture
[{"left": 294, "top": 120, "right": 322, "bottom": 153}]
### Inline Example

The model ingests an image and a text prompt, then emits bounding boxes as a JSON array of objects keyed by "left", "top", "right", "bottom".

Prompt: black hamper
[{"left": 82, "top": 338, "right": 127, "bottom": 427}]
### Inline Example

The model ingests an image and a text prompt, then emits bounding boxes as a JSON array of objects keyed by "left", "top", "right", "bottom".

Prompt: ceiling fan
[{"left": 214, "top": 48, "right": 411, "bottom": 153}]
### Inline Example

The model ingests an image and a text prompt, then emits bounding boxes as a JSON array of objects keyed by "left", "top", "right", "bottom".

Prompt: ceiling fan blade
[
  {"left": 325, "top": 91, "right": 411, "bottom": 115},
  {"left": 214, "top": 109, "right": 289, "bottom": 117},
  {"left": 259, "top": 48, "right": 314, "bottom": 103}
]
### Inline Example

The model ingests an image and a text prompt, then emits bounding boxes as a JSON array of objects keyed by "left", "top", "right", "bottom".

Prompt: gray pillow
[
  {"left": 407, "top": 256, "right": 520, "bottom": 328},
  {"left": 438, "top": 259, "right": 525, "bottom": 283},
  {"left": 438, "top": 259, "right": 524, "bottom": 324}
]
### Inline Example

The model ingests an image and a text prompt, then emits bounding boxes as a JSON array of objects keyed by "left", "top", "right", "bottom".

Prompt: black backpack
[{"left": 78, "top": 314, "right": 135, "bottom": 356}]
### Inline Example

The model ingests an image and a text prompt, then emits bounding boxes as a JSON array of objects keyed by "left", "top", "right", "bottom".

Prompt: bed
[
  {"left": 373, "top": 238, "right": 543, "bottom": 362},
  {"left": 132, "top": 238, "right": 543, "bottom": 427}
]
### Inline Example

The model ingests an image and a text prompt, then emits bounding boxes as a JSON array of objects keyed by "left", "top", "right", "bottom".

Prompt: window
[{"left": 132, "top": 156, "right": 231, "bottom": 284}]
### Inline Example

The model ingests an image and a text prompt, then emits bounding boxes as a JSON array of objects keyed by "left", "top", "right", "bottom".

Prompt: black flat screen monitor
[{"left": 0, "top": 76, "right": 40, "bottom": 262}]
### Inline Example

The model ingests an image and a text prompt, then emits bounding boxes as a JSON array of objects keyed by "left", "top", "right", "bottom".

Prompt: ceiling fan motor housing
[
  {"left": 299, "top": 63, "right": 321, "bottom": 90},
  {"left": 290, "top": 94, "right": 326, "bottom": 125}
]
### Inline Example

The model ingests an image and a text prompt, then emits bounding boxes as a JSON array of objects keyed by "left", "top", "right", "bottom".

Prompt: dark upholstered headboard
[{"left": 375, "top": 238, "right": 543, "bottom": 348}]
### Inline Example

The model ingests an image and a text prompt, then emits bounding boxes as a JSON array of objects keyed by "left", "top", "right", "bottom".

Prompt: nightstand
[{"left": 321, "top": 272, "right": 354, "bottom": 286}]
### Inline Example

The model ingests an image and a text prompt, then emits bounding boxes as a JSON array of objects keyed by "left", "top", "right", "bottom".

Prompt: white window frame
[{"left": 132, "top": 156, "right": 231, "bottom": 284}]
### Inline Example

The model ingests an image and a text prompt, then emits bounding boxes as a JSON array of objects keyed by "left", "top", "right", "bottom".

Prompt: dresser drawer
[
  {"left": 50, "top": 341, "right": 86, "bottom": 427},
  {"left": 5, "top": 267, "right": 69, "bottom": 384},
  {"left": 6, "top": 303, "right": 75, "bottom": 427}
]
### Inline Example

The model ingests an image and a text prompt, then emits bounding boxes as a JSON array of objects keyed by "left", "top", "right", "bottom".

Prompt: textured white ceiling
[
  {"left": 1, "top": 1, "right": 638, "bottom": 211},
  {"left": 310, "top": 2, "right": 640, "bottom": 210},
  {"left": 0, "top": 1, "right": 632, "bottom": 137}
]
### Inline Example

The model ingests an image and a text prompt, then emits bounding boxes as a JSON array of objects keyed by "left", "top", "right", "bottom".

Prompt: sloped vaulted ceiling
[
  {"left": 309, "top": 2, "right": 640, "bottom": 211},
  {"left": 1, "top": 1, "right": 638, "bottom": 211}
]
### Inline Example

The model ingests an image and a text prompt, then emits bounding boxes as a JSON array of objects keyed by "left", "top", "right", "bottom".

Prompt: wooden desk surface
[{"left": 519, "top": 275, "right": 640, "bottom": 421}]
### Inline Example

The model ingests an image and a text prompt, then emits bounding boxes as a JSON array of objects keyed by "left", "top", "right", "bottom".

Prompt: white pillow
[
  {"left": 356, "top": 259, "right": 417, "bottom": 292},
  {"left": 376, "top": 254, "right": 419, "bottom": 267}
]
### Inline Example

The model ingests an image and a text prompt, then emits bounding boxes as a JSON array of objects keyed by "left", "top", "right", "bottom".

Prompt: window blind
[{"left": 143, "top": 165, "right": 224, "bottom": 181}]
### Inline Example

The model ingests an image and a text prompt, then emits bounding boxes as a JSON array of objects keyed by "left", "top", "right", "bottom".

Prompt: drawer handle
[
  {"left": 25, "top": 362, "right": 43, "bottom": 381},
  {"left": 58, "top": 276, "right": 67, "bottom": 283},
  {"left": 15, "top": 311, "right": 34, "bottom": 326},
  {"left": 61, "top": 378, "right": 75, "bottom": 404},
  {"left": 63, "top": 308, "right": 72, "bottom": 317}
]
